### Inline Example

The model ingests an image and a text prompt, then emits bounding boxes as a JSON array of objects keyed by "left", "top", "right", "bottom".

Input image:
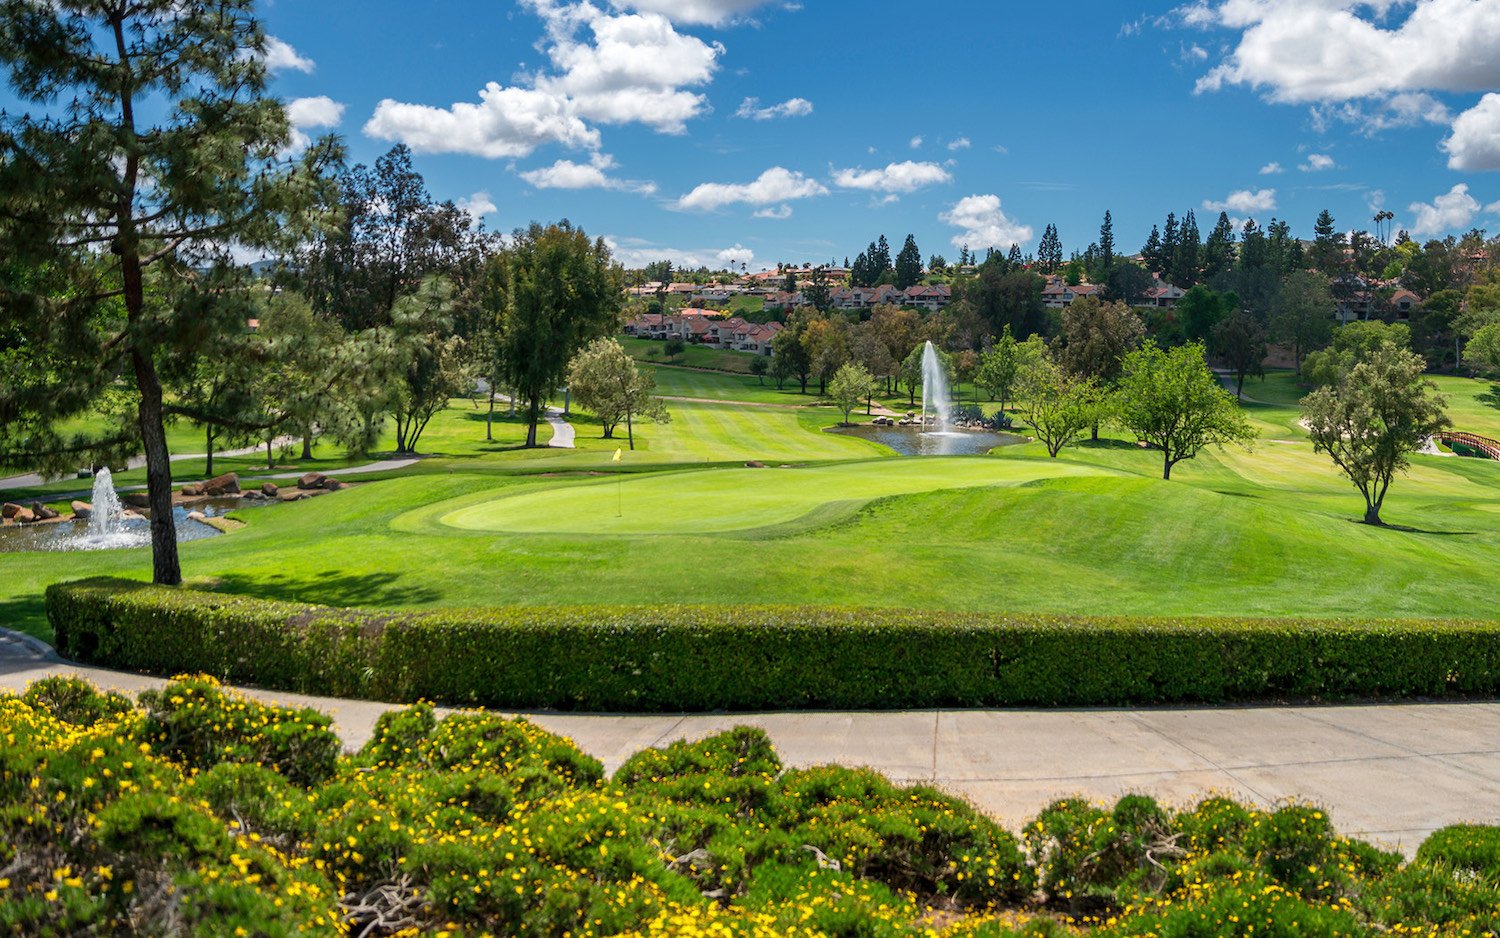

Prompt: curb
[{"left": 0, "top": 626, "right": 61, "bottom": 663}]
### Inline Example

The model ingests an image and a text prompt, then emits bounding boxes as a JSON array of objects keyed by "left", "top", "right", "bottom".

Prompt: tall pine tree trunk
[
  {"left": 204, "top": 427, "right": 214, "bottom": 478},
  {"left": 301, "top": 436, "right": 312, "bottom": 460},
  {"left": 133, "top": 349, "right": 181, "bottom": 586}
]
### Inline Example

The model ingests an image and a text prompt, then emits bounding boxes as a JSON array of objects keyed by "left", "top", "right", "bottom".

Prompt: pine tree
[
  {"left": 0, "top": 0, "right": 340, "bottom": 586},
  {"left": 1239, "top": 220, "right": 1268, "bottom": 271},
  {"left": 1099, "top": 210, "right": 1116, "bottom": 270},
  {"left": 1311, "top": 209, "right": 1347, "bottom": 277},
  {"left": 1172, "top": 210, "right": 1201, "bottom": 288},
  {"left": 1160, "top": 214, "right": 1180, "bottom": 279},
  {"left": 895, "top": 234, "right": 923, "bottom": 289},
  {"left": 1037, "top": 224, "right": 1063, "bottom": 273},
  {"left": 1203, "top": 212, "right": 1237, "bottom": 281},
  {"left": 1007, "top": 243, "right": 1023, "bottom": 267},
  {"left": 873, "top": 235, "right": 893, "bottom": 275},
  {"left": 1142, "top": 225, "right": 1164, "bottom": 276}
]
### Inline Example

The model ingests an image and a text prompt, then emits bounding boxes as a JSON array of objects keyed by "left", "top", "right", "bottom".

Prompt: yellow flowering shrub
[{"left": 3, "top": 677, "right": 1500, "bottom": 937}]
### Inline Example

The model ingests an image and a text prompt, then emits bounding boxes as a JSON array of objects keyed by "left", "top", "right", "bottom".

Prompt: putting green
[{"left": 440, "top": 457, "right": 1115, "bottom": 535}]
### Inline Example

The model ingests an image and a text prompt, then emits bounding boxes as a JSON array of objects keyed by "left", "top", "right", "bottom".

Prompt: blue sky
[{"left": 172, "top": 2, "right": 1500, "bottom": 268}]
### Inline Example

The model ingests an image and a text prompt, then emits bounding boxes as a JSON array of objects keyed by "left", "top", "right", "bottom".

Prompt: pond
[
  {"left": 0, "top": 498, "right": 260, "bottom": 553},
  {"left": 830, "top": 424, "right": 1030, "bottom": 456}
]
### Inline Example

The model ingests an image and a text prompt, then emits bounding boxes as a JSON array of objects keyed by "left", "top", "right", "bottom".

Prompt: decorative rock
[
  {"left": 123, "top": 493, "right": 151, "bottom": 509},
  {"left": 181, "top": 483, "right": 204, "bottom": 497},
  {"left": 261, "top": 482, "right": 279, "bottom": 497},
  {"left": 71, "top": 501, "right": 92, "bottom": 521},
  {"left": 298, "top": 472, "right": 326, "bottom": 490},
  {"left": 185, "top": 510, "right": 207, "bottom": 523},
  {"left": 1, "top": 503, "right": 20, "bottom": 519},
  {"left": 203, "top": 472, "right": 240, "bottom": 496},
  {"left": 282, "top": 492, "right": 307, "bottom": 502},
  {"left": 325, "top": 480, "right": 348, "bottom": 491},
  {"left": 14, "top": 508, "right": 35, "bottom": 524},
  {"left": 31, "top": 503, "right": 60, "bottom": 521},
  {"left": 745, "top": 460, "right": 766, "bottom": 468},
  {"left": 120, "top": 510, "right": 143, "bottom": 521}
]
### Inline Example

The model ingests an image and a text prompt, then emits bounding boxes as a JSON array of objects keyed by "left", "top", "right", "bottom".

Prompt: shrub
[
  {"left": 1417, "top": 824, "right": 1500, "bottom": 881},
  {"left": 47, "top": 577, "right": 1500, "bottom": 712},
  {"left": 136, "top": 675, "right": 340, "bottom": 786},
  {"left": 20, "top": 676, "right": 133, "bottom": 727},
  {"left": 5, "top": 676, "right": 1500, "bottom": 937}
]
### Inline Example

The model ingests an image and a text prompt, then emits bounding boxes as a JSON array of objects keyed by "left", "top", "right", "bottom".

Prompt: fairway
[{"left": 440, "top": 457, "right": 1117, "bottom": 534}]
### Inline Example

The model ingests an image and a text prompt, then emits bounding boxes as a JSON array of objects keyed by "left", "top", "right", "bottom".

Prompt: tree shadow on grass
[
  {"left": 1349, "top": 518, "right": 1477, "bottom": 537},
  {"left": 204, "top": 570, "right": 441, "bottom": 610},
  {"left": 0, "top": 591, "right": 50, "bottom": 644}
]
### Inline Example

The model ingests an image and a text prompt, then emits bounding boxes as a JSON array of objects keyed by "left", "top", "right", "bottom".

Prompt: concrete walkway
[
  {"left": 546, "top": 406, "right": 575, "bottom": 449},
  {"left": 0, "top": 438, "right": 298, "bottom": 492},
  {"left": 3, "top": 631, "right": 1496, "bottom": 856}
]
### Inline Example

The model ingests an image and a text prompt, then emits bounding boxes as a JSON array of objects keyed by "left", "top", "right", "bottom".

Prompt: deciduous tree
[
  {"left": 1115, "top": 342, "right": 1254, "bottom": 480},
  {"left": 1303, "top": 344, "right": 1448, "bottom": 525},
  {"left": 567, "top": 337, "right": 669, "bottom": 449},
  {"left": 828, "top": 362, "right": 876, "bottom": 426},
  {"left": 488, "top": 222, "right": 622, "bottom": 447},
  {"left": 1272, "top": 270, "right": 1335, "bottom": 375}
]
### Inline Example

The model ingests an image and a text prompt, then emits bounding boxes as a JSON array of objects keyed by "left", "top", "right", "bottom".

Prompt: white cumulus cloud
[
  {"left": 1259, "top": 161, "right": 1284, "bottom": 174},
  {"left": 831, "top": 161, "right": 953, "bottom": 195},
  {"left": 1190, "top": 0, "right": 1500, "bottom": 103},
  {"left": 940, "top": 194, "right": 1033, "bottom": 251},
  {"left": 611, "top": 0, "right": 777, "bottom": 25},
  {"left": 365, "top": 83, "right": 600, "bottom": 159},
  {"left": 947, "top": 137, "right": 972, "bottom": 151},
  {"left": 530, "top": 2, "right": 722, "bottom": 133},
  {"left": 1301, "top": 153, "right": 1336, "bottom": 172},
  {"left": 518, "top": 153, "right": 657, "bottom": 194},
  {"left": 263, "top": 36, "right": 314, "bottom": 74},
  {"left": 716, "top": 244, "right": 755, "bottom": 268},
  {"left": 676, "top": 167, "right": 827, "bottom": 211},
  {"left": 364, "top": 1, "right": 721, "bottom": 158},
  {"left": 909, "top": 135, "right": 924, "bottom": 149},
  {"left": 456, "top": 191, "right": 498, "bottom": 219},
  {"left": 736, "top": 96, "right": 814, "bottom": 120},
  {"left": 1204, "top": 188, "right": 1278, "bottom": 214},
  {"left": 1408, "top": 183, "right": 1484, "bottom": 237},
  {"left": 1443, "top": 93, "right": 1500, "bottom": 171},
  {"left": 753, "top": 205, "right": 793, "bottom": 219},
  {"left": 282, "top": 96, "right": 345, "bottom": 154}
]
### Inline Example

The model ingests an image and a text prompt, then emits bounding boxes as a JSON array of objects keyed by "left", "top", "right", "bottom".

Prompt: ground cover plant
[{"left": 4, "top": 675, "right": 1499, "bottom": 937}]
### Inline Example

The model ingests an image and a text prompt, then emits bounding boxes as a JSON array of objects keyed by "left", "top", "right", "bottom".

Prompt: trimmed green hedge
[{"left": 47, "top": 577, "right": 1500, "bottom": 711}]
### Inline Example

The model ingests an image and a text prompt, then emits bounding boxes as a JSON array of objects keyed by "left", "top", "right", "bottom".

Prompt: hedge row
[{"left": 46, "top": 577, "right": 1500, "bottom": 711}]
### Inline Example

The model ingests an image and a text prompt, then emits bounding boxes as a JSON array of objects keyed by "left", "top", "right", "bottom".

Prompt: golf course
[{"left": 5, "top": 365, "right": 1499, "bottom": 639}]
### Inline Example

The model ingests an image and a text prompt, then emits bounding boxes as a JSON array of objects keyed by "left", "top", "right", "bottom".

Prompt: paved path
[
  {"left": 0, "top": 439, "right": 298, "bottom": 492},
  {"left": 3, "top": 631, "right": 1496, "bottom": 855},
  {"left": 546, "top": 406, "right": 575, "bottom": 449}
]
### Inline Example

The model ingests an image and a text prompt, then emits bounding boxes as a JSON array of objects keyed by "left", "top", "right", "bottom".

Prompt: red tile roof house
[
  {"left": 737, "top": 322, "right": 783, "bottom": 355},
  {"left": 901, "top": 284, "right": 951, "bottom": 311},
  {"left": 1041, "top": 280, "right": 1105, "bottom": 309},
  {"left": 1141, "top": 282, "right": 1186, "bottom": 308},
  {"left": 764, "top": 291, "right": 805, "bottom": 311}
]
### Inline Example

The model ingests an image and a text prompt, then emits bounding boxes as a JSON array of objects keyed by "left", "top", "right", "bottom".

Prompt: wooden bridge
[{"left": 1439, "top": 431, "right": 1500, "bottom": 460}]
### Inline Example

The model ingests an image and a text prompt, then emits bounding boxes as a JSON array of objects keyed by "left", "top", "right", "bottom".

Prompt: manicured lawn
[
  {"left": 620, "top": 336, "right": 762, "bottom": 374},
  {"left": 4, "top": 372, "right": 1497, "bottom": 643}
]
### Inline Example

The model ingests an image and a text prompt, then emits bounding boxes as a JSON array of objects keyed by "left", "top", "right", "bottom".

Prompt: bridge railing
[{"left": 1439, "top": 431, "right": 1500, "bottom": 460}]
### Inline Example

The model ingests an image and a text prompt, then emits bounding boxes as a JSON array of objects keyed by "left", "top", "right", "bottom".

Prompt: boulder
[
  {"left": 180, "top": 483, "right": 204, "bottom": 497},
  {"left": 122, "top": 493, "right": 151, "bottom": 509},
  {"left": 1, "top": 503, "right": 20, "bottom": 519},
  {"left": 31, "top": 503, "right": 60, "bottom": 521},
  {"left": 203, "top": 472, "right": 240, "bottom": 496},
  {"left": 70, "top": 501, "right": 92, "bottom": 521},
  {"left": 281, "top": 491, "right": 307, "bottom": 502},
  {"left": 260, "top": 482, "right": 279, "bottom": 497},
  {"left": 325, "top": 480, "right": 348, "bottom": 491},
  {"left": 745, "top": 461, "right": 766, "bottom": 468},
  {"left": 297, "top": 472, "right": 327, "bottom": 490},
  {"left": 240, "top": 491, "right": 264, "bottom": 501},
  {"left": 185, "top": 510, "right": 207, "bottom": 523},
  {"left": 14, "top": 508, "right": 35, "bottom": 524}
]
